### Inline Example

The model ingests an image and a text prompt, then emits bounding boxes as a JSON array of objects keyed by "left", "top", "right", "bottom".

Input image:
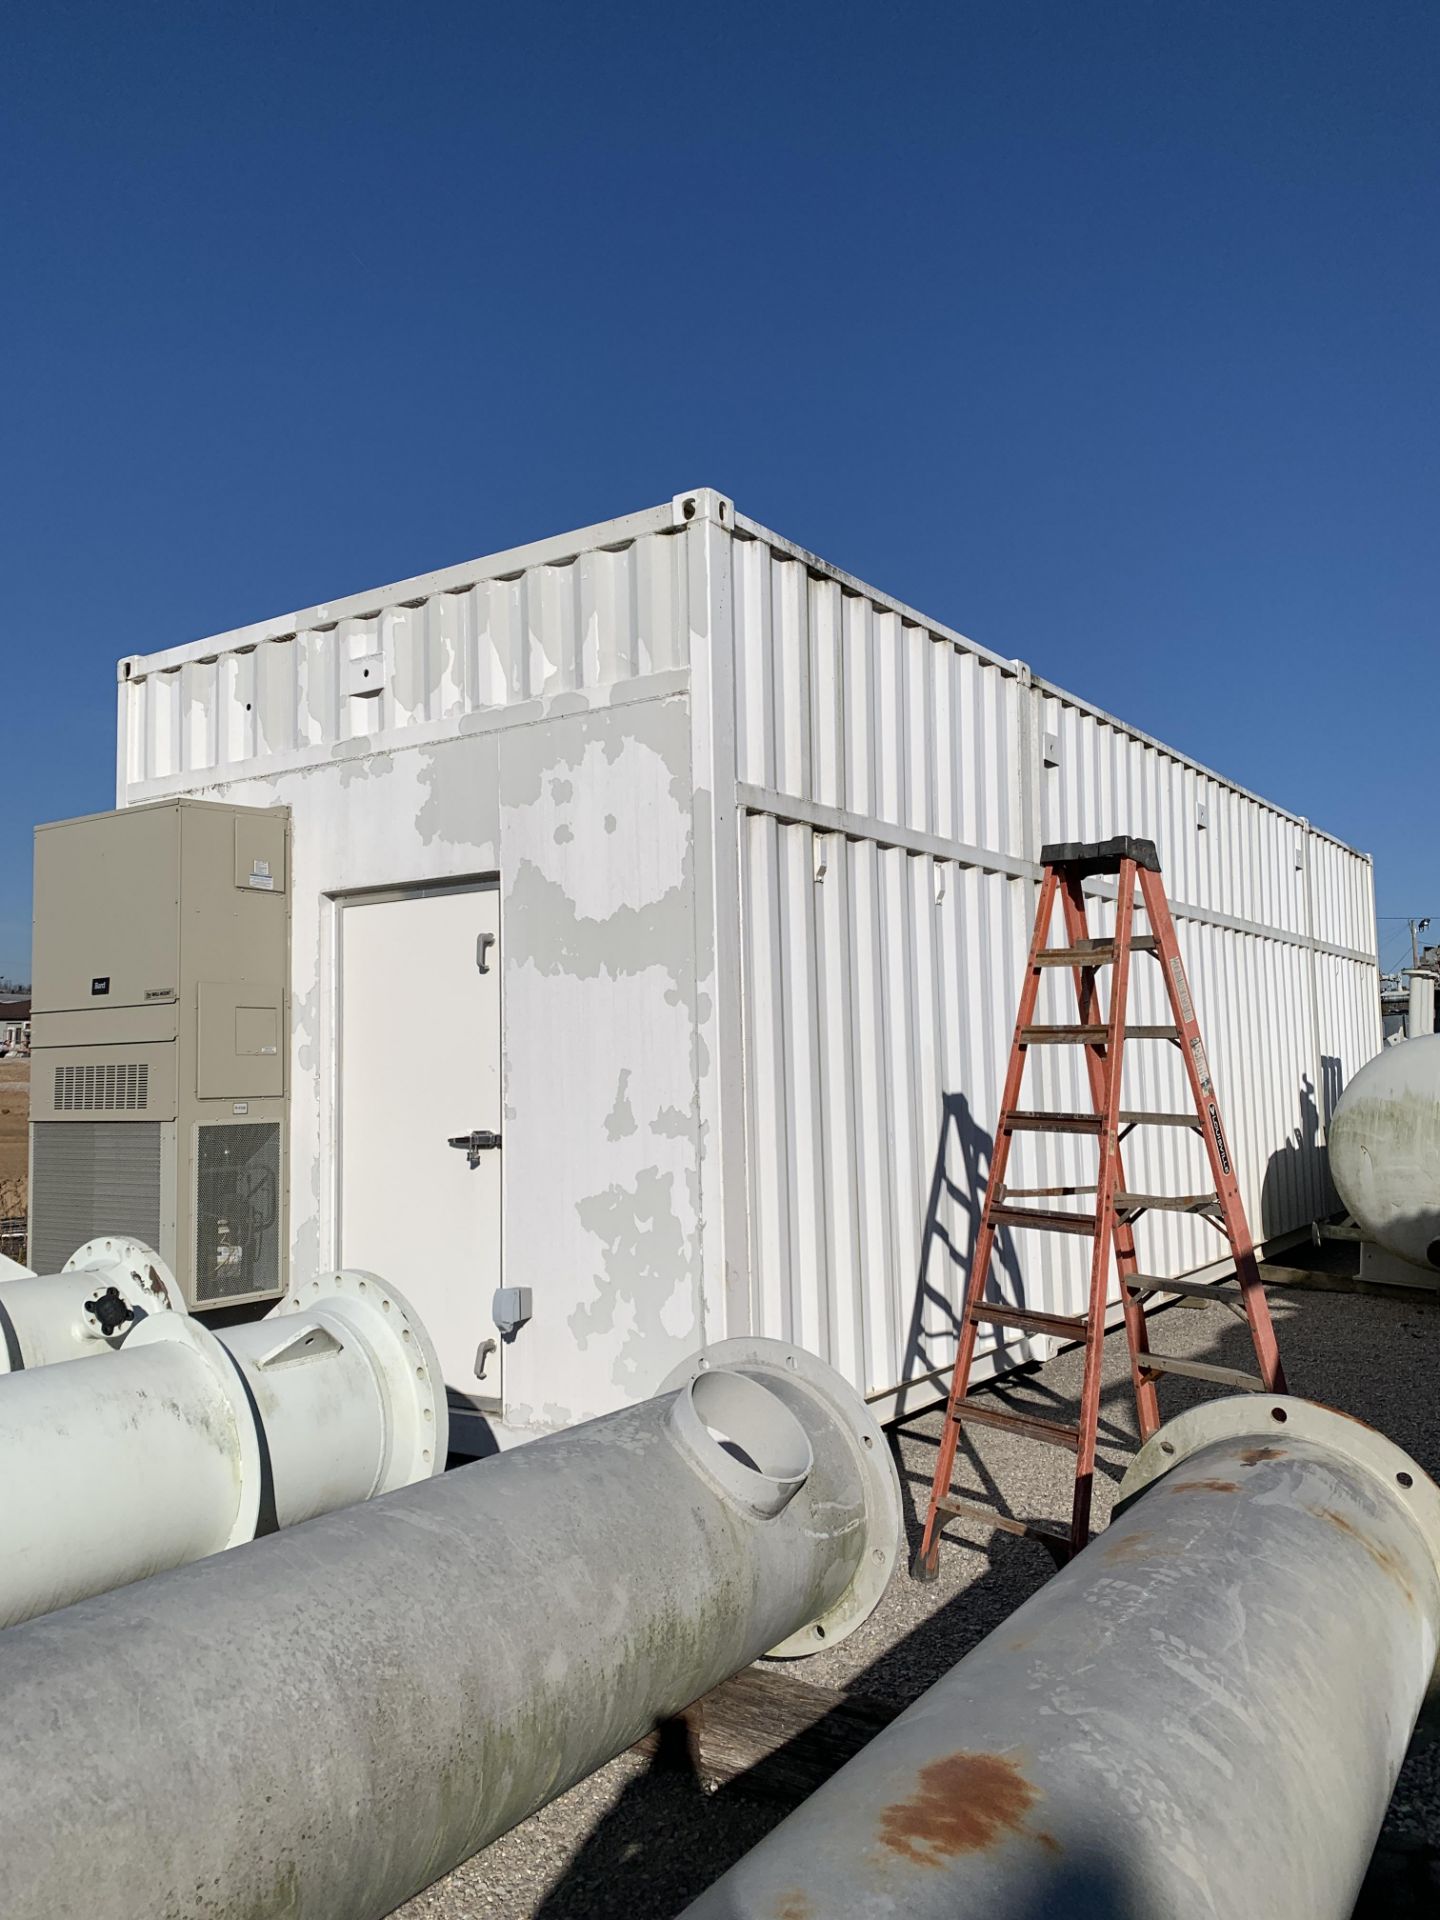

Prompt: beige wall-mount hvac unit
[{"left": 29, "top": 799, "right": 291, "bottom": 1310}]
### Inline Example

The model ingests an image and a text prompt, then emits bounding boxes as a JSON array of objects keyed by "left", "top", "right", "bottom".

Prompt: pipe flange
[
  {"left": 274, "top": 1271, "right": 448, "bottom": 1486},
  {"left": 63, "top": 1237, "right": 185, "bottom": 1315},
  {"left": 1119, "top": 1393, "right": 1440, "bottom": 1586},
  {"left": 122, "top": 1313, "right": 265, "bottom": 1548},
  {"left": 661, "top": 1338, "right": 901, "bottom": 1658}
]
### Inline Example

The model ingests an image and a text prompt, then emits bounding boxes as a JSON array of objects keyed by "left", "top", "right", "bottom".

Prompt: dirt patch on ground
[{"left": 0, "top": 1058, "right": 29, "bottom": 1203}]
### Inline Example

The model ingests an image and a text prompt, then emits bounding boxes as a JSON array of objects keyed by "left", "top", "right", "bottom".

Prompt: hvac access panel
[{"left": 29, "top": 800, "right": 291, "bottom": 1311}]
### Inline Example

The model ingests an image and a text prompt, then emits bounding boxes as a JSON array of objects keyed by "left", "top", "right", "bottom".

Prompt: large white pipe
[
  {"left": 0, "top": 1338, "right": 899, "bottom": 1920},
  {"left": 682, "top": 1394, "right": 1440, "bottom": 1920},
  {"left": 0, "top": 1234, "right": 184, "bottom": 1370},
  {"left": 0, "top": 1267, "right": 445, "bottom": 1627}
]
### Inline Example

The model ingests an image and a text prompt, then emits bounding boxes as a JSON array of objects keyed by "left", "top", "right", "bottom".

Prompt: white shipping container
[{"left": 117, "top": 487, "right": 1381, "bottom": 1447}]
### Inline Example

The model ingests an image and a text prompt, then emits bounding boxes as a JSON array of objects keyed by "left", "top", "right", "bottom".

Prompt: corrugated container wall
[{"left": 116, "top": 488, "right": 1381, "bottom": 1438}]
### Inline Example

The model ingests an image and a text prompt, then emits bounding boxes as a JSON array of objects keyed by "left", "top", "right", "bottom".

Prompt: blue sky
[{"left": 2, "top": 2, "right": 1435, "bottom": 979}]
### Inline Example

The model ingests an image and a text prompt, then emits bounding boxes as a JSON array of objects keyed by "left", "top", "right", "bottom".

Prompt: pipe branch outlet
[{"left": 0, "top": 1235, "right": 183, "bottom": 1371}]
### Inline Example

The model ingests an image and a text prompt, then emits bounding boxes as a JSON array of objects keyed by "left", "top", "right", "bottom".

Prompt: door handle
[
  {"left": 448, "top": 1128, "right": 502, "bottom": 1168},
  {"left": 476, "top": 931, "right": 496, "bottom": 975},
  {"left": 475, "top": 1338, "right": 498, "bottom": 1381}
]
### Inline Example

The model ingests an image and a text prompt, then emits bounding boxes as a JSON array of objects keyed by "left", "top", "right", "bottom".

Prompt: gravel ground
[{"left": 399, "top": 1261, "right": 1440, "bottom": 1919}]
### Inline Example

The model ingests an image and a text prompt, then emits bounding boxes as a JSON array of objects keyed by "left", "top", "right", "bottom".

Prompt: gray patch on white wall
[
  {"left": 571, "top": 1169, "right": 693, "bottom": 1387},
  {"left": 415, "top": 732, "right": 503, "bottom": 850},
  {"left": 604, "top": 1071, "right": 638, "bottom": 1141}
]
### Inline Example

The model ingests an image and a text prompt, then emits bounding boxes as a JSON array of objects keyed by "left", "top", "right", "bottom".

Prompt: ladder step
[
  {"left": 1032, "top": 936, "right": 1159, "bottom": 969},
  {"left": 1020, "top": 1024, "right": 1108, "bottom": 1044},
  {"left": 1114, "top": 1192, "right": 1222, "bottom": 1218},
  {"left": 1003, "top": 1109, "right": 1203, "bottom": 1135},
  {"left": 1124, "top": 1273, "right": 1240, "bottom": 1300},
  {"left": 1137, "top": 1353, "right": 1265, "bottom": 1391},
  {"left": 989, "top": 1203, "right": 1098, "bottom": 1236},
  {"left": 969, "top": 1302, "right": 1089, "bottom": 1341},
  {"left": 1005, "top": 1111, "right": 1104, "bottom": 1134},
  {"left": 1020, "top": 1025, "right": 1179, "bottom": 1045},
  {"left": 1034, "top": 943, "right": 1117, "bottom": 968},
  {"left": 935, "top": 1495, "right": 1073, "bottom": 1547},
  {"left": 952, "top": 1399, "right": 1082, "bottom": 1450}
]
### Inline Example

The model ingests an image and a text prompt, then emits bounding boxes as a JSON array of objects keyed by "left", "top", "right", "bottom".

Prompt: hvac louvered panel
[{"left": 29, "top": 1122, "right": 162, "bottom": 1276}]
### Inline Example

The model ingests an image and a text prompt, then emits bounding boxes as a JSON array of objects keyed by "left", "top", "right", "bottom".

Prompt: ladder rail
[
  {"left": 1066, "top": 862, "right": 1135, "bottom": 1549},
  {"left": 1057, "top": 873, "right": 1161, "bottom": 1441},
  {"left": 1137, "top": 868, "right": 1287, "bottom": 1396}
]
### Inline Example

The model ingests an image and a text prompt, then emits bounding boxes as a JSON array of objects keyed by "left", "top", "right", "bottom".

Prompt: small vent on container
[{"left": 54, "top": 1063, "right": 150, "bottom": 1112}]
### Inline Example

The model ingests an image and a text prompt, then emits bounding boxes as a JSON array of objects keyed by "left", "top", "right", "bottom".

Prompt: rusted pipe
[{"left": 681, "top": 1394, "right": 1440, "bottom": 1920}]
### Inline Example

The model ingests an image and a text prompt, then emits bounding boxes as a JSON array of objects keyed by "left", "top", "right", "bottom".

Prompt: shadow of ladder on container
[{"left": 915, "top": 835, "right": 1287, "bottom": 1570}]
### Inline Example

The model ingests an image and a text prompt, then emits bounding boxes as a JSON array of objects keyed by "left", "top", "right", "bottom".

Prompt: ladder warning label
[
  {"left": 1189, "top": 1036, "right": 1212, "bottom": 1095},
  {"left": 1170, "top": 956, "right": 1195, "bottom": 1024},
  {"left": 1207, "top": 1101, "right": 1232, "bottom": 1176}
]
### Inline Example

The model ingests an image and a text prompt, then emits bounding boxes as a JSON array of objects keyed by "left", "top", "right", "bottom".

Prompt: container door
[{"left": 339, "top": 886, "right": 502, "bottom": 1422}]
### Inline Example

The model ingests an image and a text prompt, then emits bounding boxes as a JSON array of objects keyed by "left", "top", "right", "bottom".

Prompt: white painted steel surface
[
  {"left": 1329, "top": 1033, "right": 1440, "bottom": 1276},
  {"left": 340, "top": 887, "right": 503, "bottom": 1413},
  {"left": 0, "top": 1235, "right": 182, "bottom": 1372},
  {"left": 116, "top": 490, "right": 1381, "bottom": 1436},
  {"left": 0, "top": 1270, "right": 445, "bottom": 1627}
]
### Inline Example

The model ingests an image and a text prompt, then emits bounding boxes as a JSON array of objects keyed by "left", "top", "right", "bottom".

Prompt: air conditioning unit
[{"left": 29, "top": 799, "right": 290, "bottom": 1311}]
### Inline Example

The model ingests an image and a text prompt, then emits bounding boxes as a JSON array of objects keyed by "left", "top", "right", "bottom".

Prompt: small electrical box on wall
[{"left": 29, "top": 799, "right": 291, "bottom": 1311}]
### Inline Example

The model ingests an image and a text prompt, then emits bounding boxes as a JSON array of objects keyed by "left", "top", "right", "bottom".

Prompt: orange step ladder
[{"left": 913, "top": 836, "right": 1286, "bottom": 1575}]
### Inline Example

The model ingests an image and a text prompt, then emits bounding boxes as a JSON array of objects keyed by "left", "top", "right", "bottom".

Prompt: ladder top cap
[{"left": 1041, "top": 835, "right": 1162, "bottom": 877}]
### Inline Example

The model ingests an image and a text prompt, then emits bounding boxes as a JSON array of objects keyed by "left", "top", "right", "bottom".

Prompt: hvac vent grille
[
  {"left": 30, "top": 1122, "right": 162, "bottom": 1276},
  {"left": 53, "top": 1062, "right": 150, "bottom": 1112},
  {"left": 194, "top": 1122, "right": 281, "bottom": 1304}
]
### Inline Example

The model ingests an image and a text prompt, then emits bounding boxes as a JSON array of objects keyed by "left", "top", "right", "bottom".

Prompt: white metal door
[{"left": 340, "top": 887, "right": 502, "bottom": 1412}]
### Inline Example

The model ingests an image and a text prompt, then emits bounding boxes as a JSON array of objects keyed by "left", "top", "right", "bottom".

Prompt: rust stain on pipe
[
  {"left": 875, "top": 1752, "right": 1048, "bottom": 1867},
  {"left": 1314, "top": 1508, "right": 1416, "bottom": 1609},
  {"left": 771, "top": 1895, "right": 814, "bottom": 1920}
]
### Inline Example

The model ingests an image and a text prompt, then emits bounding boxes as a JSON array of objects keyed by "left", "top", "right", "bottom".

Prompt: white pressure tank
[{"left": 1328, "top": 1033, "right": 1440, "bottom": 1275}]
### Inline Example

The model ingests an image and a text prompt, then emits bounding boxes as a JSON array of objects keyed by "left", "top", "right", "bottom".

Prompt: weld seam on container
[
  {"left": 0, "top": 1268, "right": 445, "bottom": 1628},
  {"left": 679, "top": 1393, "right": 1440, "bottom": 1920},
  {"left": 0, "top": 1337, "right": 899, "bottom": 1920},
  {"left": 0, "top": 1235, "right": 183, "bottom": 1371}
]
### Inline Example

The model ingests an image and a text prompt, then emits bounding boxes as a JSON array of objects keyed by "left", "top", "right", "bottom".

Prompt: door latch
[{"left": 448, "top": 1128, "right": 502, "bottom": 1168}]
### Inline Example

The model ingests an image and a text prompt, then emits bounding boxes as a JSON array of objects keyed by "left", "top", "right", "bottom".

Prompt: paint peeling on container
[{"left": 115, "top": 490, "right": 1381, "bottom": 1439}]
